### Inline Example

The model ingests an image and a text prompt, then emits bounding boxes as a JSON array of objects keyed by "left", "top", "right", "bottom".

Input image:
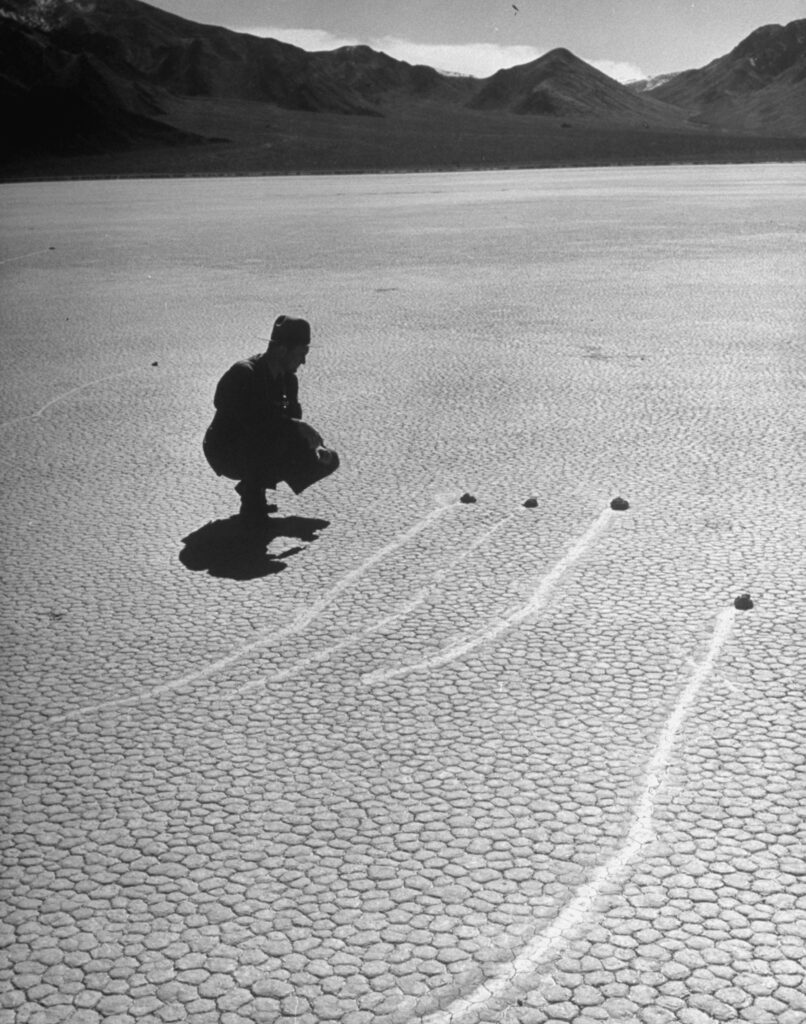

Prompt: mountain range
[
  {"left": 2, "top": 0, "right": 805, "bottom": 177},
  {"left": 629, "top": 19, "right": 806, "bottom": 137}
]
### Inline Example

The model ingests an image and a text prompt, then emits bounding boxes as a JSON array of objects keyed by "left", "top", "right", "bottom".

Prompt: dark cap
[{"left": 270, "top": 315, "right": 311, "bottom": 348}]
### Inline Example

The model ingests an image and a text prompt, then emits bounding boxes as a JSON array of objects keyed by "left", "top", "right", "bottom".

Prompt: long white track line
[
  {"left": 282, "top": 504, "right": 454, "bottom": 635},
  {"left": 0, "top": 247, "right": 55, "bottom": 265},
  {"left": 45, "top": 504, "right": 455, "bottom": 725},
  {"left": 0, "top": 369, "right": 143, "bottom": 431},
  {"left": 363, "top": 506, "right": 613, "bottom": 686},
  {"left": 421, "top": 606, "right": 737, "bottom": 1024},
  {"left": 231, "top": 513, "right": 516, "bottom": 698}
]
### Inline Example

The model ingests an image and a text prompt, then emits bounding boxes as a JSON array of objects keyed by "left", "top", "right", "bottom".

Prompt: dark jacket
[{"left": 203, "top": 353, "right": 303, "bottom": 481}]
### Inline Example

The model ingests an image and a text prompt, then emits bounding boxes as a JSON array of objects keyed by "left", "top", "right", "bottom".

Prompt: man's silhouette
[{"left": 203, "top": 315, "right": 339, "bottom": 524}]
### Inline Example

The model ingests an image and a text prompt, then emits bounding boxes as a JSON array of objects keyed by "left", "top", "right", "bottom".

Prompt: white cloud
[
  {"left": 371, "top": 38, "right": 547, "bottom": 78},
  {"left": 238, "top": 26, "right": 645, "bottom": 82},
  {"left": 589, "top": 59, "right": 647, "bottom": 83},
  {"left": 239, "top": 25, "right": 545, "bottom": 76},
  {"left": 240, "top": 26, "right": 360, "bottom": 53}
]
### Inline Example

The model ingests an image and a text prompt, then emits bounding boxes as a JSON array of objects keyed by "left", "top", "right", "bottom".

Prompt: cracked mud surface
[{"left": 2, "top": 166, "right": 804, "bottom": 1023}]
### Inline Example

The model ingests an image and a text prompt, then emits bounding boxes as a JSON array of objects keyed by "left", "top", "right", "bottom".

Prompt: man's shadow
[{"left": 179, "top": 514, "right": 330, "bottom": 580}]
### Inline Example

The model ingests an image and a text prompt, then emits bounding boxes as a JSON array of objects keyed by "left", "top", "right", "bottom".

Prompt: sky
[{"left": 143, "top": 0, "right": 806, "bottom": 82}]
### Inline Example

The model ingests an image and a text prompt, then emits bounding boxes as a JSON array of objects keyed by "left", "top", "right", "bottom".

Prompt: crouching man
[{"left": 203, "top": 315, "right": 339, "bottom": 524}]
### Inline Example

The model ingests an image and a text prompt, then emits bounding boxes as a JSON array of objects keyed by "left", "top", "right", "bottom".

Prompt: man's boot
[{"left": 235, "top": 481, "right": 273, "bottom": 525}]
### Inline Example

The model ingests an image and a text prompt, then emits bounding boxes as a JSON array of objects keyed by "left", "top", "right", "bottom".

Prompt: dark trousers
[{"left": 204, "top": 427, "right": 339, "bottom": 495}]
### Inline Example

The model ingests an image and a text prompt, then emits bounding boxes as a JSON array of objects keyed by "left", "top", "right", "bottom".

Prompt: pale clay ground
[{"left": 1, "top": 165, "right": 805, "bottom": 1023}]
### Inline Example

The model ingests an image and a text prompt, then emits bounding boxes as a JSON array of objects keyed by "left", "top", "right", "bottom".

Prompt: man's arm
[
  {"left": 285, "top": 373, "right": 302, "bottom": 420},
  {"left": 213, "top": 361, "right": 259, "bottom": 426}
]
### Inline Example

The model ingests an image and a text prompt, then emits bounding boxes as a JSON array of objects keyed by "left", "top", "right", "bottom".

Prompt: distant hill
[
  {"left": 308, "top": 45, "right": 472, "bottom": 107},
  {"left": 2, "top": 0, "right": 805, "bottom": 177},
  {"left": 635, "top": 19, "right": 806, "bottom": 136},
  {"left": 0, "top": 0, "right": 481, "bottom": 158},
  {"left": 0, "top": 12, "right": 205, "bottom": 156},
  {"left": 0, "top": 0, "right": 380, "bottom": 141},
  {"left": 468, "top": 48, "right": 693, "bottom": 128}
]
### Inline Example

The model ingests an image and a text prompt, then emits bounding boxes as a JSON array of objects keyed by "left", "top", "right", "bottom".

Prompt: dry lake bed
[{"left": 1, "top": 164, "right": 805, "bottom": 1023}]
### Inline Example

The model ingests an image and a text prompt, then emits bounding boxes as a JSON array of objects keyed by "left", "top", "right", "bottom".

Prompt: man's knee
[{"left": 282, "top": 445, "right": 339, "bottom": 494}]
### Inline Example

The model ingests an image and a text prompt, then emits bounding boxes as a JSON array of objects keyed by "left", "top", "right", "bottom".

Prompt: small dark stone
[
  {"left": 734, "top": 593, "right": 754, "bottom": 610},
  {"left": 459, "top": 493, "right": 477, "bottom": 504},
  {"left": 152, "top": 361, "right": 159, "bottom": 366},
  {"left": 523, "top": 497, "right": 538, "bottom": 508},
  {"left": 610, "top": 496, "right": 630, "bottom": 511}
]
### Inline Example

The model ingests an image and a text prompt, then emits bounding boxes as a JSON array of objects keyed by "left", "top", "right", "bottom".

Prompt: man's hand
[{"left": 293, "top": 420, "right": 324, "bottom": 449}]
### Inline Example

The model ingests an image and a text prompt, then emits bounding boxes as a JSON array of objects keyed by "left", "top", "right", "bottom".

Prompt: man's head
[{"left": 269, "top": 315, "right": 310, "bottom": 372}]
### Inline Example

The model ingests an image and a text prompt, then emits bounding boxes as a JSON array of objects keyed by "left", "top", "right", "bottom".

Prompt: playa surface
[{"left": 1, "top": 164, "right": 805, "bottom": 1023}]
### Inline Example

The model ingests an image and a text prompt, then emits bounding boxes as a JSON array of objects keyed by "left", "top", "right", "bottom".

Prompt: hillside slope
[
  {"left": 0, "top": 15, "right": 202, "bottom": 154},
  {"left": 649, "top": 19, "right": 806, "bottom": 135},
  {"left": 468, "top": 48, "right": 693, "bottom": 129},
  {"left": 0, "top": 0, "right": 385, "bottom": 114}
]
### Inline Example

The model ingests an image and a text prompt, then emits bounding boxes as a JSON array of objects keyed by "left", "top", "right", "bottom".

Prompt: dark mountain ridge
[
  {"left": 0, "top": 12, "right": 201, "bottom": 155},
  {"left": 2, "top": 0, "right": 382, "bottom": 114},
  {"left": 469, "top": 47, "right": 695, "bottom": 128},
  {"left": 2, "top": 0, "right": 805, "bottom": 176},
  {"left": 637, "top": 19, "right": 806, "bottom": 136},
  {"left": 729, "top": 19, "right": 806, "bottom": 80}
]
